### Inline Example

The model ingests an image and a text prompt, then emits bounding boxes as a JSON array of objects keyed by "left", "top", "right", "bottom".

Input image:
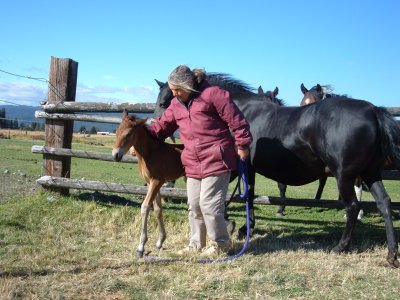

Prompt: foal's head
[
  {"left": 112, "top": 110, "right": 147, "bottom": 162},
  {"left": 300, "top": 83, "right": 334, "bottom": 106}
]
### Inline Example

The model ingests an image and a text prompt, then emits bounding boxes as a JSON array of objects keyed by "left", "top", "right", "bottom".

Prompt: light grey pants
[{"left": 186, "top": 172, "right": 230, "bottom": 248}]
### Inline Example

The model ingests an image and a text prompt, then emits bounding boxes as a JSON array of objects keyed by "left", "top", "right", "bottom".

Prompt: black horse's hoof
[
  {"left": 136, "top": 250, "right": 144, "bottom": 258},
  {"left": 276, "top": 212, "right": 285, "bottom": 217},
  {"left": 237, "top": 225, "right": 248, "bottom": 240},
  {"left": 226, "top": 220, "right": 236, "bottom": 236},
  {"left": 332, "top": 245, "right": 348, "bottom": 254},
  {"left": 386, "top": 253, "right": 399, "bottom": 268}
]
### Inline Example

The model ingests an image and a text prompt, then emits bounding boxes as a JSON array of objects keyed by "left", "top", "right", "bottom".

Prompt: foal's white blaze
[{"left": 303, "top": 97, "right": 311, "bottom": 105}]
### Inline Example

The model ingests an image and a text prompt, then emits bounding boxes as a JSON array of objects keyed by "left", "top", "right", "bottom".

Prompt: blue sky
[{"left": 0, "top": 0, "right": 399, "bottom": 108}]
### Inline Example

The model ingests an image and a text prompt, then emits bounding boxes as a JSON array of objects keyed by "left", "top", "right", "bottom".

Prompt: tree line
[{"left": 0, "top": 108, "right": 44, "bottom": 131}]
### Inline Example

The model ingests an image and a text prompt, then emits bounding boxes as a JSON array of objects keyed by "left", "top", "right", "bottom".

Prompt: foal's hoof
[{"left": 136, "top": 250, "right": 144, "bottom": 258}]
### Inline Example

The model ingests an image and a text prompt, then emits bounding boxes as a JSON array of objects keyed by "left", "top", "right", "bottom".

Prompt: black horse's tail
[{"left": 374, "top": 106, "right": 400, "bottom": 169}]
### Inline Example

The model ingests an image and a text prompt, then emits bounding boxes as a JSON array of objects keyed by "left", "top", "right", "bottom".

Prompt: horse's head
[
  {"left": 300, "top": 83, "right": 336, "bottom": 106},
  {"left": 154, "top": 79, "right": 173, "bottom": 117},
  {"left": 258, "top": 86, "right": 284, "bottom": 106},
  {"left": 112, "top": 109, "right": 147, "bottom": 162}
]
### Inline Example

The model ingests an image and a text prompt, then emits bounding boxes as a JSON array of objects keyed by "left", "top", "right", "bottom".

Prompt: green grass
[{"left": 1, "top": 133, "right": 400, "bottom": 299}]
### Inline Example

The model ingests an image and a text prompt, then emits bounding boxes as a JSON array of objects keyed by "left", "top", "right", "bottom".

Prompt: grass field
[{"left": 1, "top": 130, "right": 400, "bottom": 299}]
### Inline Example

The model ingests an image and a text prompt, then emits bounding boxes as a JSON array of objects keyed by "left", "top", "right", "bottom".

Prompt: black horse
[
  {"left": 154, "top": 73, "right": 400, "bottom": 267},
  {"left": 258, "top": 85, "right": 329, "bottom": 217}
]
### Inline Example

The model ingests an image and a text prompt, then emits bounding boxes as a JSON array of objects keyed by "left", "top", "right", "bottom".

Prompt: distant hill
[{"left": 0, "top": 105, "right": 154, "bottom": 133}]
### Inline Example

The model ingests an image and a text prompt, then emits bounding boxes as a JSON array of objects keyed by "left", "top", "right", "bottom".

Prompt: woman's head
[{"left": 168, "top": 65, "right": 206, "bottom": 101}]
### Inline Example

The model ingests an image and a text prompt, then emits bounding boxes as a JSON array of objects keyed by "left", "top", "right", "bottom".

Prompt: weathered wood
[
  {"left": 36, "top": 111, "right": 121, "bottom": 124},
  {"left": 41, "top": 102, "right": 156, "bottom": 113},
  {"left": 32, "top": 145, "right": 400, "bottom": 180},
  {"left": 387, "top": 107, "right": 400, "bottom": 116},
  {"left": 36, "top": 176, "right": 400, "bottom": 210},
  {"left": 31, "top": 145, "right": 138, "bottom": 163},
  {"left": 36, "top": 176, "right": 186, "bottom": 198},
  {"left": 43, "top": 57, "right": 78, "bottom": 195}
]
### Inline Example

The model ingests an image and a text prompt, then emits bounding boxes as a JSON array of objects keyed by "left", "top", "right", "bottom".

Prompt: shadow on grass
[
  {"left": 77, "top": 191, "right": 142, "bottom": 207},
  {"left": 76, "top": 191, "right": 188, "bottom": 213},
  {"left": 224, "top": 203, "right": 400, "bottom": 258}
]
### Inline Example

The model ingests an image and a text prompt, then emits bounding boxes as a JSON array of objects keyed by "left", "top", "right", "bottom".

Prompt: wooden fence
[{"left": 33, "top": 57, "right": 400, "bottom": 211}]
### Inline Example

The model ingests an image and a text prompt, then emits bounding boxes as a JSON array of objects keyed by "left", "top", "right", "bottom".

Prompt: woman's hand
[
  {"left": 130, "top": 146, "right": 136, "bottom": 156},
  {"left": 237, "top": 148, "right": 249, "bottom": 161}
]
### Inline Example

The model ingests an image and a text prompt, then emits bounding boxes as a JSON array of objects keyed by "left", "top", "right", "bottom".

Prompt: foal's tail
[{"left": 374, "top": 107, "right": 400, "bottom": 169}]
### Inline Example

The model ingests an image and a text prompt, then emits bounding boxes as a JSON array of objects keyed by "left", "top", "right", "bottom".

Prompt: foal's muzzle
[{"left": 112, "top": 148, "right": 123, "bottom": 162}]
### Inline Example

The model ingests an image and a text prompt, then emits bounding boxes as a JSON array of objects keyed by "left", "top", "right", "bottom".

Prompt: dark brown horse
[
  {"left": 259, "top": 85, "right": 328, "bottom": 216},
  {"left": 112, "top": 110, "right": 185, "bottom": 257},
  {"left": 300, "top": 83, "right": 365, "bottom": 221}
]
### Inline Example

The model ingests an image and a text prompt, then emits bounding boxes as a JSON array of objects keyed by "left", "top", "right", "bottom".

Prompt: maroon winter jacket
[{"left": 148, "top": 81, "right": 253, "bottom": 179}]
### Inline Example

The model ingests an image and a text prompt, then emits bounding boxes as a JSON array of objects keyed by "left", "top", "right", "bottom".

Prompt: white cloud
[
  {"left": 0, "top": 81, "right": 157, "bottom": 106},
  {"left": 0, "top": 81, "right": 46, "bottom": 106},
  {"left": 76, "top": 83, "right": 156, "bottom": 103}
]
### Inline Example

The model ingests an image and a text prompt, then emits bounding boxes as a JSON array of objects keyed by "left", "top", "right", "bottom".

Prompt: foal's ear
[
  {"left": 300, "top": 83, "right": 308, "bottom": 94},
  {"left": 258, "top": 86, "right": 264, "bottom": 95},
  {"left": 122, "top": 109, "right": 128, "bottom": 118},
  {"left": 136, "top": 118, "right": 147, "bottom": 126}
]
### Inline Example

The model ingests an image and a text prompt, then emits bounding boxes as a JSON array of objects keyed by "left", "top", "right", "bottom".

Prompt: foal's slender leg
[
  {"left": 136, "top": 180, "right": 163, "bottom": 257},
  {"left": 368, "top": 180, "right": 399, "bottom": 267},
  {"left": 154, "top": 191, "right": 167, "bottom": 249},
  {"left": 332, "top": 177, "right": 360, "bottom": 253},
  {"left": 137, "top": 196, "right": 151, "bottom": 257}
]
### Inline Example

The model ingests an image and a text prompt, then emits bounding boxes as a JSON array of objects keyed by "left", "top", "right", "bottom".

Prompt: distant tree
[
  {"left": 79, "top": 126, "right": 87, "bottom": 133},
  {"left": 89, "top": 126, "right": 98, "bottom": 134},
  {"left": 0, "top": 108, "right": 5, "bottom": 128}
]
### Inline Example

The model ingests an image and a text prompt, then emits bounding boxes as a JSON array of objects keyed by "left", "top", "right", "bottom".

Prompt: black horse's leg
[
  {"left": 315, "top": 176, "right": 327, "bottom": 199},
  {"left": 332, "top": 177, "right": 360, "bottom": 254},
  {"left": 276, "top": 182, "right": 287, "bottom": 217},
  {"left": 368, "top": 180, "right": 399, "bottom": 267},
  {"left": 238, "top": 164, "right": 256, "bottom": 240}
]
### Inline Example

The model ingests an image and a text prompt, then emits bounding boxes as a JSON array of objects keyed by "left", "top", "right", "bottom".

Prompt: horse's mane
[
  {"left": 320, "top": 85, "right": 349, "bottom": 99},
  {"left": 206, "top": 72, "right": 256, "bottom": 96}
]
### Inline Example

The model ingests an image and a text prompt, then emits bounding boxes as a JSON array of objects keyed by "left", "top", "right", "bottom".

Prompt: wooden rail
[
  {"left": 36, "top": 176, "right": 400, "bottom": 210},
  {"left": 31, "top": 145, "right": 400, "bottom": 180}
]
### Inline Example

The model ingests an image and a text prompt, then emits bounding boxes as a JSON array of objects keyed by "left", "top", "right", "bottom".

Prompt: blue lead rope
[{"left": 145, "top": 159, "right": 251, "bottom": 263}]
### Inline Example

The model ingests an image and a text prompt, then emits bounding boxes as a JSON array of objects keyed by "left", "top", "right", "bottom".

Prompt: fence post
[{"left": 42, "top": 57, "right": 78, "bottom": 195}]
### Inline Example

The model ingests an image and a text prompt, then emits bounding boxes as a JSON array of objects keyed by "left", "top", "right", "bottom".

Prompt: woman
[{"left": 147, "top": 65, "right": 252, "bottom": 255}]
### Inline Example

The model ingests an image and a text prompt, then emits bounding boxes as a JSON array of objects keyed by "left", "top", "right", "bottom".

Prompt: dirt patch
[{"left": 0, "top": 172, "right": 39, "bottom": 204}]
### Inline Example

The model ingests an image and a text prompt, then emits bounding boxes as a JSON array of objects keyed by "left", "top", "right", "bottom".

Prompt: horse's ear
[
  {"left": 258, "top": 86, "right": 264, "bottom": 95},
  {"left": 273, "top": 87, "right": 279, "bottom": 97},
  {"left": 300, "top": 83, "right": 308, "bottom": 94},
  {"left": 155, "top": 79, "right": 165, "bottom": 88},
  {"left": 122, "top": 109, "right": 128, "bottom": 118},
  {"left": 316, "top": 84, "right": 322, "bottom": 93}
]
